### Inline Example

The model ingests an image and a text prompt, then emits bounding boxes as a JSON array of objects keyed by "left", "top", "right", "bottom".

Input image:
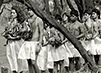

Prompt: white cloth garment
[
  {"left": 6, "top": 40, "right": 28, "bottom": 72},
  {"left": 18, "top": 41, "right": 39, "bottom": 60},
  {"left": 37, "top": 46, "right": 48, "bottom": 70}
]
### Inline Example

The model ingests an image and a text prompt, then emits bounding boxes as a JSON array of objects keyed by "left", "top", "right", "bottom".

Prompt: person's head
[
  {"left": 11, "top": 6, "right": 26, "bottom": 23},
  {"left": 82, "top": 10, "right": 91, "bottom": 22},
  {"left": 11, "top": 7, "right": 18, "bottom": 19},
  {"left": 62, "top": 12, "right": 70, "bottom": 22},
  {"left": 91, "top": 8, "right": 100, "bottom": 20},
  {"left": 70, "top": 10, "right": 78, "bottom": 22},
  {"left": 28, "top": 8, "right": 34, "bottom": 16},
  {"left": 55, "top": 14, "right": 62, "bottom": 24}
]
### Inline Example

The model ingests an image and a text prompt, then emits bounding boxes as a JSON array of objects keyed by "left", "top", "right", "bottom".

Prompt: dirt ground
[{"left": 0, "top": 26, "right": 10, "bottom": 73}]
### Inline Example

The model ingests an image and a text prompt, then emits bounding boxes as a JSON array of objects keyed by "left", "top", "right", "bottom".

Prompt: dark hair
[
  {"left": 84, "top": 10, "right": 91, "bottom": 15},
  {"left": 12, "top": 6, "right": 26, "bottom": 23},
  {"left": 55, "top": 14, "right": 62, "bottom": 21},
  {"left": 62, "top": 13, "right": 69, "bottom": 18},
  {"left": 70, "top": 10, "right": 78, "bottom": 17},
  {"left": 92, "top": 8, "right": 100, "bottom": 19}
]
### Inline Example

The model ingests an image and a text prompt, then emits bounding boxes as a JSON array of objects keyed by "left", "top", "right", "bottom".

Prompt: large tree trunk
[{"left": 18, "top": 0, "right": 98, "bottom": 72}]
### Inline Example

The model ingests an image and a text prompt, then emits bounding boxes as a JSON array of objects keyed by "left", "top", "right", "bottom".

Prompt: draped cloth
[{"left": 6, "top": 40, "right": 28, "bottom": 72}]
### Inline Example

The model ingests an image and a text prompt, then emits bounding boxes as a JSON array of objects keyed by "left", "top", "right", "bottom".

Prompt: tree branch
[
  {"left": 66, "top": 0, "right": 75, "bottom": 11},
  {"left": 17, "top": 0, "right": 98, "bottom": 72}
]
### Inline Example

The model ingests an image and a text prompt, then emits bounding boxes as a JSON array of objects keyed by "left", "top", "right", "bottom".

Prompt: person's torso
[
  {"left": 68, "top": 21, "right": 82, "bottom": 37},
  {"left": 31, "top": 17, "right": 43, "bottom": 41}
]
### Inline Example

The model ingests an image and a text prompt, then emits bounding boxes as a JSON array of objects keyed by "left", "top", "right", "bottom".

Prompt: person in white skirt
[
  {"left": 18, "top": 9, "right": 43, "bottom": 73},
  {"left": 81, "top": 11, "right": 93, "bottom": 66},
  {"left": 61, "top": 13, "right": 72, "bottom": 73},
  {"left": 49, "top": 14, "right": 66, "bottom": 73},
  {"left": 37, "top": 33, "right": 48, "bottom": 73},
  {"left": 67, "top": 10, "right": 85, "bottom": 73},
  {"left": 48, "top": 27, "right": 59, "bottom": 73},
  {"left": 45, "top": 26, "right": 54, "bottom": 73},
  {"left": 90, "top": 8, "right": 101, "bottom": 65},
  {"left": 37, "top": 26, "right": 54, "bottom": 73},
  {"left": 1, "top": 6, "right": 28, "bottom": 73}
]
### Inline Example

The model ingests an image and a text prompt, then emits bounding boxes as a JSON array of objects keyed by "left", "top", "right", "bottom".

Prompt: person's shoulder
[
  {"left": 36, "top": 16, "right": 43, "bottom": 22},
  {"left": 76, "top": 21, "right": 82, "bottom": 26}
]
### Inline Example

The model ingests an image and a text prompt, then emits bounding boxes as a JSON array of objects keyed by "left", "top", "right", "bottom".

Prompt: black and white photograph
[{"left": 1, "top": 0, "right": 101, "bottom": 73}]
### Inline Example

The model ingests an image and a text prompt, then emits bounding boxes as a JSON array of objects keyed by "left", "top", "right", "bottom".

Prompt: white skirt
[
  {"left": 87, "top": 39, "right": 97, "bottom": 55},
  {"left": 37, "top": 46, "right": 48, "bottom": 70},
  {"left": 94, "top": 37, "right": 101, "bottom": 55},
  {"left": 80, "top": 40, "right": 90, "bottom": 51},
  {"left": 57, "top": 45, "right": 67, "bottom": 60},
  {"left": 6, "top": 40, "right": 28, "bottom": 72},
  {"left": 66, "top": 42, "right": 81, "bottom": 57},
  {"left": 51, "top": 45, "right": 60, "bottom": 61},
  {"left": 64, "top": 42, "right": 73, "bottom": 58},
  {"left": 62, "top": 44, "right": 69, "bottom": 67},
  {"left": 18, "top": 41, "right": 39, "bottom": 60},
  {"left": 47, "top": 45, "right": 54, "bottom": 69}
]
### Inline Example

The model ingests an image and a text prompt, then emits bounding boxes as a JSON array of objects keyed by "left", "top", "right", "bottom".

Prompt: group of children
[
  {"left": 39, "top": 8, "right": 101, "bottom": 73},
  {"left": 2, "top": 3, "right": 101, "bottom": 73}
]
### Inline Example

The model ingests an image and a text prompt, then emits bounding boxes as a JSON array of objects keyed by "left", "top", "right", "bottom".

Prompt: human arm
[
  {"left": 6, "top": 34, "right": 21, "bottom": 40},
  {"left": 92, "top": 24, "right": 99, "bottom": 39},
  {"left": 76, "top": 25, "right": 85, "bottom": 39},
  {"left": 38, "top": 18, "right": 44, "bottom": 45}
]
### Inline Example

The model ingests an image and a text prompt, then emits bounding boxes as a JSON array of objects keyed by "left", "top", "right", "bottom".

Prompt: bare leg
[
  {"left": 27, "top": 59, "right": 35, "bottom": 73},
  {"left": 41, "top": 70, "right": 47, "bottom": 73},
  {"left": 75, "top": 57, "right": 81, "bottom": 71},
  {"left": 31, "top": 60, "right": 41, "bottom": 73},
  {"left": 12, "top": 71, "right": 17, "bottom": 73},
  {"left": 64, "top": 67, "right": 69, "bottom": 73},
  {"left": 59, "top": 60, "right": 64, "bottom": 73},
  {"left": 48, "top": 69, "right": 53, "bottom": 73},
  {"left": 98, "top": 55, "right": 101, "bottom": 65},
  {"left": 54, "top": 61, "right": 58, "bottom": 73},
  {"left": 90, "top": 55, "right": 96, "bottom": 64},
  {"left": 94, "top": 55, "right": 100, "bottom": 65},
  {"left": 69, "top": 58, "right": 75, "bottom": 73}
]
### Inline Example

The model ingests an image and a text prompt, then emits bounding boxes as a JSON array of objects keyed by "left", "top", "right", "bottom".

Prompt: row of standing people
[
  {"left": 2, "top": 5, "right": 101, "bottom": 73},
  {"left": 2, "top": 6, "right": 43, "bottom": 73},
  {"left": 38, "top": 8, "right": 101, "bottom": 73}
]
